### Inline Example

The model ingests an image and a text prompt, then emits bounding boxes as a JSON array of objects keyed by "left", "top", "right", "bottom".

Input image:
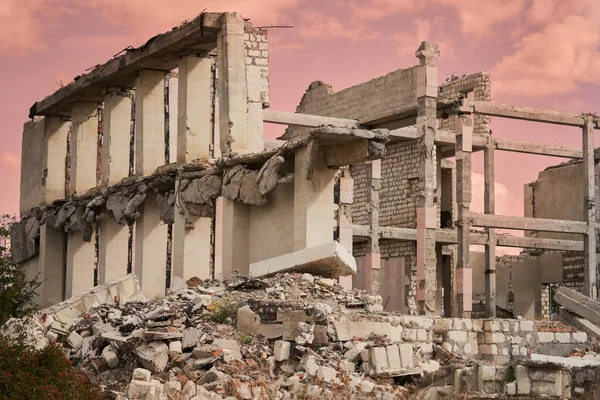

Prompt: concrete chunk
[{"left": 249, "top": 241, "right": 356, "bottom": 278}]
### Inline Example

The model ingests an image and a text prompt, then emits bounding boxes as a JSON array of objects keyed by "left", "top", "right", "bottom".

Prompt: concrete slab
[
  {"left": 554, "top": 286, "right": 600, "bottom": 326},
  {"left": 249, "top": 241, "right": 357, "bottom": 278},
  {"left": 530, "top": 353, "right": 600, "bottom": 368},
  {"left": 559, "top": 308, "right": 600, "bottom": 340}
]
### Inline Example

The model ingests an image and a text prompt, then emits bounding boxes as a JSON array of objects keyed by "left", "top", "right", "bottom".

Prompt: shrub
[
  {"left": 0, "top": 214, "right": 41, "bottom": 326},
  {"left": 0, "top": 336, "right": 103, "bottom": 399}
]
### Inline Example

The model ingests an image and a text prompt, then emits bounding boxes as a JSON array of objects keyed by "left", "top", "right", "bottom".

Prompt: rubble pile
[{"left": 4, "top": 274, "right": 600, "bottom": 399}]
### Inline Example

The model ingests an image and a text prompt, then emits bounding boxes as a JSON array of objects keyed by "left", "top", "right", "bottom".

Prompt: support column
[
  {"left": 135, "top": 69, "right": 168, "bottom": 298},
  {"left": 69, "top": 102, "right": 99, "bottom": 196},
  {"left": 65, "top": 231, "right": 95, "bottom": 299},
  {"left": 583, "top": 117, "right": 597, "bottom": 299},
  {"left": 217, "top": 12, "right": 250, "bottom": 156},
  {"left": 98, "top": 89, "right": 132, "bottom": 283},
  {"left": 338, "top": 170, "right": 354, "bottom": 289},
  {"left": 455, "top": 116, "right": 473, "bottom": 318},
  {"left": 415, "top": 42, "right": 439, "bottom": 315},
  {"left": 293, "top": 144, "right": 336, "bottom": 251},
  {"left": 178, "top": 55, "right": 216, "bottom": 162},
  {"left": 484, "top": 144, "right": 497, "bottom": 317},
  {"left": 366, "top": 160, "right": 381, "bottom": 291},
  {"left": 220, "top": 199, "right": 249, "bottom": 279},
  {"left": 173, "top": 181, "right": 213, "bottom": 281},
  {"left": 43, "top": 117, "right": 70, "bottom": 203},
  {"left": 39, "top": 224, "right": 65, "bottom": 307},
  {"left": 172, "top": 56, "right": 216, "bottom": 282}
]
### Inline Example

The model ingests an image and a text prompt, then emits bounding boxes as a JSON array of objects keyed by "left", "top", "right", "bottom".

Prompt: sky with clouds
[{"left": 1, "top": 0, "right": 599, "bottom": 227}]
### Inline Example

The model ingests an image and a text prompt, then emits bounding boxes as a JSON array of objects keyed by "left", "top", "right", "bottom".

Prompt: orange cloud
[
  {"left": 298, "top": 11, "right": 379, "bottom": 42},
  {"left": 0, "top": 151, "right": 19, "bottom": 169},
  {"left": 350, "top": 0, "right": 415, "bottom": 21},
  {"left": 493, "top": 1, "right": 600, "bottom": 97},
  {"left": 0, "top": 0, "right": 298, "bottom": 54}
]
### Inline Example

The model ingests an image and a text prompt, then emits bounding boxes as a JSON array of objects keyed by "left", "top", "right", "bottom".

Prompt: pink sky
[{"left": 1, "top": 0, "right": 599, "bottom": 219}]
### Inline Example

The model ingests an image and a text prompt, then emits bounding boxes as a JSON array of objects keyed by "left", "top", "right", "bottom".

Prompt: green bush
[
  {"left": 0, "top": 215, "right": 41, "bottom": 326},
  {"left": 0, "top": 336, "right": 103, "bottom": 399}
]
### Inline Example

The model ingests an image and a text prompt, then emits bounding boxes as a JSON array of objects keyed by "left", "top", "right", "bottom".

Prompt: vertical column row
[
  {"left": 415, "top": 42, "right": 439, "bottom": 315},
  {"left": 338, "top": 170, "right": 354, "bottom": 289}
]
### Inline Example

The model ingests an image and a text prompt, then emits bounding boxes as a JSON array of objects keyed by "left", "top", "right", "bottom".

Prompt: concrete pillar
[
  {"left": 415, "top": 41, "right": 439, "bottom": 315},
  {"left": 220, "top": 198, "right": 249, "bottom": 279},
  {"left": 178, "top": 56, "right": 216, "bottom": 163},
  {"left": 583, "top": 117, "right": 597, "bottom": 299},
  {"left": 338, "top": 172, "right": 354, "bottom": 289},
  {"left": 217, "top": 12, "right": 250, "bottom": 156},
  {"left": 134, "top": 69, "right": 168, "bottom": 297},
  {"left": 173, "top": 181, "right": 213, "bottom": 281},
  {"left": 70, "top": 102, "right": 99, "bottom": 196},
  {"left": 98, "top": 219, "right": 129, "bottom": 283},
  {"left": 101, "top": 89, "right": 132, "bottom": 186},
  {"left": 293, "top": 144, "right": 336, "bottom": 251},
  {"left": 135, "top": 196, "right": 168, "bottom": 298},
  {"left": 97, "top": 90, "right": 132, "bottom": 283},
  {"left": 214, "top": 197, "right": 224, "bottom": 280},
  {"left": 39, "top": 224, "right": 65, "bottom": 307},
  {"left": 455, "top": 116, "right": 473, "bottom": 318},
  {"left": 135, "top": 69, "right": 166, "bottom": 176},
  {"left": 65, "top": 232, "right": 95, "bottom": 299},
  {"left": 44, "top": 117, "right": 70, "bottom": 202},
  {"left": 168, "top": 74, "right": 178, "bottom": 163},
  {"left": 484, "top": 145, "right": 497, "bottom": 317}
]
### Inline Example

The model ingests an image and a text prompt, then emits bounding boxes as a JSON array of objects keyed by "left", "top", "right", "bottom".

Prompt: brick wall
[
  {"left": 562, "top": 252, "right": 585, "bottom": 293},
  {"left": 349, "top": 164, "right": 369, "bottom": 226},
  {"left": 283, "top": 66, "right": 419, "bottom": 140},
  {"left": 438, "top": 72, "right": 491, "bottom": 135}
]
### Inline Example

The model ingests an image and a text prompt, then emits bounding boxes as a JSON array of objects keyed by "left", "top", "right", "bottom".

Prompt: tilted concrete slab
[
  {"left": 559, "top": 309, "right": 600, "bottom": 340},
  {"left": 554, "top": 286, "right": 600, "bottom": 327},
  {"left": 249, "top": 241, "right": 356, "bottom": 278}
]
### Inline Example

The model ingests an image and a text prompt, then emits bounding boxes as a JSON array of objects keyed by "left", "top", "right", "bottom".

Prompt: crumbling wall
[
  {"left": 282, "top": 66, "right": 419, "bottom": 140},
  {"left": 562, "top": 251, "right": 585, "bottom": 293},
  {"left": 524, "top": 160, "right": 584, "bottom": 241},
  {"left": 438, "top": 72, "right": 491, "bottom": 135}
]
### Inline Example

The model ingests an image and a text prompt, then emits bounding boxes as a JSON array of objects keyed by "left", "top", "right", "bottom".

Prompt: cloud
[
  {"left": 0, "top": 151, "right": 19, "bottom": 169},
  {"left": 0, "top": 0, "right": 298, "bottom": 55},
  {"left": 493, "top": 1, "right": 600, "bottom": 97},
  {"left": 394, "top": 18, "right": 454, "bottom": 60},
  {"left": 298, "top": 11, "right": 379, "bottom": 42},
  {"left": 436, "top": 0, "right": 526, "bottom": 37},
  {"left": 350, "top": 0, "right": 415, "bottom": 21}
]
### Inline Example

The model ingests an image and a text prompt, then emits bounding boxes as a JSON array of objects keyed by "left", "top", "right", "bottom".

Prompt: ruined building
[{"left": 11, "top": 12, "right": 600, "bottom": 321}]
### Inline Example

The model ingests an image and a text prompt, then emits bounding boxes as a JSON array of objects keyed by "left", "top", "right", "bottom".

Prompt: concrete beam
[
  {"left": 102, "top": 90, "right": 132, "bottom": 186},
  {"left": 493, "top": 138, "right": 582, "bottom": 159},
  {"left": 484, "top": 145, "right": 496, "bottom": 318},
  {"left": 33, "top": 13, "right": 223, "bottom": 117},
  {"left": 324, "top": 139, "right": 380, "bottom": 167},
  {"left": 470, "top": 213, "right": 588, "bottom": 234},
  {"left": 457, "top": 100, "right": 589, "bottom": 127},
  {"left": 554, "top": 286, "right": 600, "bottom": 327},
  {"left": 263, "top": 110, "right": 360, "bottom": 129},
  {"left": 135, "top": 70, "right": 166, "bottom": 176},
  {"left": 249, "top": 241, "right": 356, "bottom": 278}
]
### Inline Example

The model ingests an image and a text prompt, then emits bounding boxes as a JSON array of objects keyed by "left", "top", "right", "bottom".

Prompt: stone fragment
[
  {"left": 169, "top": 341, "right": 183, "bottom": 360},
  {"left": 168, "top": 276, "right": 188, "bottom": 293},
  {"left": 133, "top": 368, "right": 152, "bottom": 382},
  {"left": 163, "top": 381, "right": 182, "bottom": 400},
  {"left": 316, "top": 278, "right": 335, "bottom": 288},
  {"left": 182, "top": 328, "right": 202, "bottom": 349},
  {"left": 303, "top": 356, "right": 319, "bottom": 376},
  {"left": 301, "top": 273, "right": 315, "bottom": 283},
  {"left": 249, "top": 241, "right": 357, "bottom": 278},
  {"left": 515, "top": 365, "right": 530, "bottom": 395},
  {"left": 344, "top": 342, "right": 367, "bottom": 362},
  {"left": 316, "top": 366, "right": 337, "bottom": 383},
  {"left": 102, "top": 345, "right": 119, "bottom": 368},
  {"left": 274, "top": 340, "right": 291, "bottom": 361},
  {"left": 237, "top": 306, "right": 261, "bottom": 335},
  {"left": 135, "top": 341, "right": 169, "bottom": 373},
  {"left": 126, "top": 379, "right": 163, "bottom": 400},
  {"left": 399, "top": 343, "right": 414, "bottom": 369},
  {"left": 213, "top": 339, "right": 242, "bottom": 360},
  {"left": 360, "top": 380, "right": 375, "bottom": 393},
  {"left": 67, "top": 331, "right": 83, "bottom": 350}
]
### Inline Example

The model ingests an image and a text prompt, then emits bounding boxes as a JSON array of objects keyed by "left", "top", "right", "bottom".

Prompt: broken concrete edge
[
  {"left": 554, "top": 285, "right": 600, "bottom": 327},
  {"left": 12, "top": 129, "right": 388, "bottom": 263},
  {"left": 1, "top": 274, "right": 144, "bottom": 340},
  {"left": 248, "top": 241, "right": 357, "bottom": 279}
]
